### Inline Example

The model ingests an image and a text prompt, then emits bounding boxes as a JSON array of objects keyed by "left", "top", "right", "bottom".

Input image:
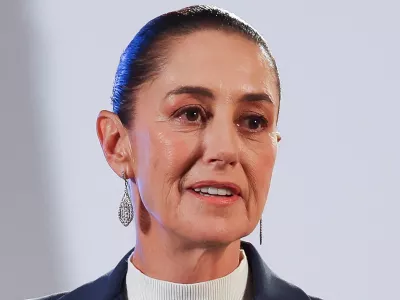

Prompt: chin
[{"left": 185, "top": 220, "right": 249, "bottom": 246}]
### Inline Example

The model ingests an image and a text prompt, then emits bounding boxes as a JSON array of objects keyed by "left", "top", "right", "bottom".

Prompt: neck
[{"left": 131, "top": 223, "right": 242, "bottom": 284}]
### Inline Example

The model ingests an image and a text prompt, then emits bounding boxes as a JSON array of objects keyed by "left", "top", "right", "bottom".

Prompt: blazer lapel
[
  {"left": 241, "top": 241, "right": 313, "bottom": 300},
  {"left": 106, "top": 249, "right": 133, "bottom": 300},
  {"left": 241, "top": 241, "right": 271, "bottom": 299}
]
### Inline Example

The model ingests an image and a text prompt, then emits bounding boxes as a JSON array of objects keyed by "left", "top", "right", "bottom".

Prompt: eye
[
  {"left": 238, "top": 114, "right": 268, "bottom": 132},
  {"left": 174, "top": 105, "right": 207, "bottom": 124}
]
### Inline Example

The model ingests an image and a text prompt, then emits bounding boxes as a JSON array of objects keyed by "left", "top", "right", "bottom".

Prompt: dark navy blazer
[{"left": 35, "top": 241, "right": 322, "bottom": 300}]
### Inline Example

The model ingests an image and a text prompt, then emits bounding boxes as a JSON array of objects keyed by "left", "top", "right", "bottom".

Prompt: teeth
[
  {"left": 193, "top": 186, "right": 233, "bottom": 196},
  {"left": 217, "top": 189, "right": 227, "bottom": 196},
  {"left": 208, "top": 187, "right": 218, "bottom": 195}
]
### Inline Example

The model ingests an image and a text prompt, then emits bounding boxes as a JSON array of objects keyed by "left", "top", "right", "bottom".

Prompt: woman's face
[{"left": 130, "top": 30, "right": 280, "bottom": 245}]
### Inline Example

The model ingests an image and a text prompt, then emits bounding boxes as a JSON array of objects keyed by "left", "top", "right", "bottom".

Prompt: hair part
[{"left": 111, "top": 5, "right": 281, "bottom": 127}]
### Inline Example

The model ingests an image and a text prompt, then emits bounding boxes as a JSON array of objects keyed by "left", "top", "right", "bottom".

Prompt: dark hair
[{"left": 111, "top": 5, "right": 280, "bottom": 127}]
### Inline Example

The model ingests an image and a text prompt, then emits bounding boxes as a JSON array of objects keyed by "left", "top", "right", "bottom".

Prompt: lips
[
  {"left": 189, "top": 181, "right": 241, "bottom": 196},
  {"left": 193, "top": 186, "right": 233, "bottom": 196}
]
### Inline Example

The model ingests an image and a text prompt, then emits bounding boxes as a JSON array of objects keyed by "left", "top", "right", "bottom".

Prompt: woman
[{"left": 35, "top": 5, "right": 322, "bottom": 300}]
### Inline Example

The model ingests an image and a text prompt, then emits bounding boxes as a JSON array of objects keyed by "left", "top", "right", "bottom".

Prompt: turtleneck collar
[{"left": 125, "top": 249, "right": 252, "bottom": 300}]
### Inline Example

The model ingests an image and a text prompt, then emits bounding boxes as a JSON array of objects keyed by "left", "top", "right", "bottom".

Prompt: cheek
[
  {"left": 152, "top": 130, "right": 197, "bottom": 175},
  {"left": 248, "top": 141, "right": 277, "bottom": 198},
  {"left": 136, "top": 126, "right": 199, "bottom": 197}
]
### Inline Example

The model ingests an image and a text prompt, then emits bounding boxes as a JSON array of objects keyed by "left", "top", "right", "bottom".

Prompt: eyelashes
[
  {"left": 237, "top": 114, "right": 268, "bottom": 132},
  {"left": 172, "top": 104, "right": 269, "bottom": 133},
  {"left": 173, "top": 105, "right": 207, "bottom": 124}
]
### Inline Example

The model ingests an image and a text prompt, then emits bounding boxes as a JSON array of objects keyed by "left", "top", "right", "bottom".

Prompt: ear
[{"left": 96, "top": 110, "right": 135, "bottom": 178}]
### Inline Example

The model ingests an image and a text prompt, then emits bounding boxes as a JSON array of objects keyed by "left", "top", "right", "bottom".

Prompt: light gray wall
[{"left": 1, "top": 1, "right": 399, "bottom": 299}]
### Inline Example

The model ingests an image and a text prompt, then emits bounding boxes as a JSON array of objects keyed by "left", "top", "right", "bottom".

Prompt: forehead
[{"left": 157, "top": 30, "right": 279, "bottom": 102}]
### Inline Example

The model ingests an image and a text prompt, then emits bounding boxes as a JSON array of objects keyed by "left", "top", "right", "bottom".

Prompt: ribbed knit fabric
[{"left": 125, "top": 249, "right": 252, "bottom": 300}]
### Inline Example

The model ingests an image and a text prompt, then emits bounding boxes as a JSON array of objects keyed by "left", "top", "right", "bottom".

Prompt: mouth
[
  {"left": 192, "top": 186, "right": 234, "bottom": 197},
  {"left": 188, "top": 181, "right": 241, "bottom": 204}
]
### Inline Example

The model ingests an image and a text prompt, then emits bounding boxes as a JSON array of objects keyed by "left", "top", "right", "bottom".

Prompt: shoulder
[
  {"left": 27, "top": 292, "right": 67, "bottom": 300},
  {"left": 29, "top": 248, "right": 133, "bottom": 300},
  {"left": 241, "top": 241, "right": 323, "bottom": 300},
  {"left": 28, "top": 272, "right": 112, "bottom": 300},
  {"left": 267, "top": 272, "right": 323, "bottom": 300}
]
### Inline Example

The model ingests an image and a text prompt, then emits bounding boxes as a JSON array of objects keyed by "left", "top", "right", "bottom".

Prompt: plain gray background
[{"left": 1, "top": 1, "right": 399, "bottom": 299}]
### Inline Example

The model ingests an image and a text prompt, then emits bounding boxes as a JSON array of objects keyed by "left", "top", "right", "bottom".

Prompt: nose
[{"left": 202, "top": 118, "right": 239, "bottom": 169}]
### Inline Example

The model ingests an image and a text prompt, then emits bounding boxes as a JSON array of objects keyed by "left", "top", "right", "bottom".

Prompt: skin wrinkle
[{"left": 97, "top": 29, "right": 280, "bottom": 283}]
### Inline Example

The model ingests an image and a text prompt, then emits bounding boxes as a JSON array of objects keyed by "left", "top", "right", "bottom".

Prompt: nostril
[
  {"left": 203, "top": 144, "right": 239, "bottom": 167},
  {"left": 210, "top": 158, "right": 237, "bottom": 168}
]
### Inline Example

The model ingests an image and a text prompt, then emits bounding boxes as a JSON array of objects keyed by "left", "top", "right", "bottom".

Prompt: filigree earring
[{"left": 118, "top": 171, "right": 134, "bottom": 227}]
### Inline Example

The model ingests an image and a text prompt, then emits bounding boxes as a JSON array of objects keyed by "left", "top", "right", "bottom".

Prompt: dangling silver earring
[
  {"left": 259, "top": 217, "right": 263, "bottom": 245},
  {"left": 118, "top": 171, "right": 134, "bottom": 227}
]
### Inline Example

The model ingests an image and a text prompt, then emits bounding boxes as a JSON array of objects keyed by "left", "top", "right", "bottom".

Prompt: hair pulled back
[{"left": 111, "top": 5, "right": 280, "bottom": 127}]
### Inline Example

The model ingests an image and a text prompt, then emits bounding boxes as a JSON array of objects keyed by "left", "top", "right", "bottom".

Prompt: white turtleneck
[{"left": 125, "top": 249, "right": 253, "bottom": 300}]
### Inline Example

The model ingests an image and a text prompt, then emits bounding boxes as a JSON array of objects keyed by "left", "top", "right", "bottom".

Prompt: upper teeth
[{"left": 194, "top": 187, "right": 233, "bottom": 196}]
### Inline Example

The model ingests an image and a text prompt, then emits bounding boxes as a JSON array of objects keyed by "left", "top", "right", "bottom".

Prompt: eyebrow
[
  {"left": 165, "top": 85, "right": 214, "bottom": 100},
  {"left": 164, "top": 85, "right": 275, "bottom": 105}
]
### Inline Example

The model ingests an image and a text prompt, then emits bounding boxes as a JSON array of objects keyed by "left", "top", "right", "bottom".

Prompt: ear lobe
[
  {"left": 276, "top": 132, "right": 282, "bottom": 143},
  {"left": 97, "top": 110, "right": 135, "bottom": 178}
]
